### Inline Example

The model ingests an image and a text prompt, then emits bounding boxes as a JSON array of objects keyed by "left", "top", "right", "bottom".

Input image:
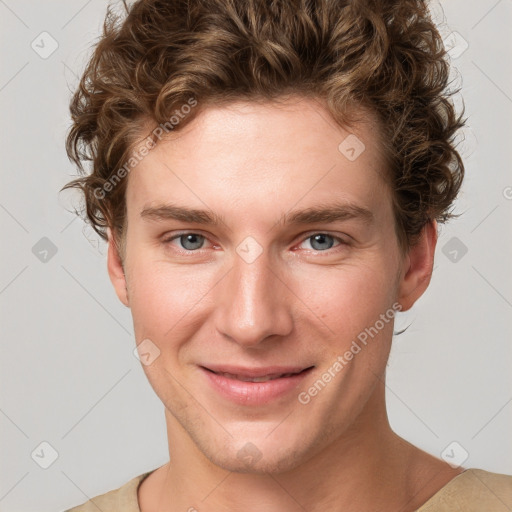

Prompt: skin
[{"left": 107, "top": 96, "right": 464, "bottom": 512}]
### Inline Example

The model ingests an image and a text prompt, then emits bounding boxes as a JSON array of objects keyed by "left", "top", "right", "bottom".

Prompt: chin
[
  {"left": 193, "top": 427, "right": 323, "bottom": 475},
  {"left": 208, "top": 445, "right": 308, "bottom": 475}
]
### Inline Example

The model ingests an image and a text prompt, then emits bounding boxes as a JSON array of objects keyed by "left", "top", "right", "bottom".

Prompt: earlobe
[
  {"left": 396, "top": 220, "right": 438, "bottom": 312},
  {"left": 106, "top": 228, "right": 130, "bottom": 307}
]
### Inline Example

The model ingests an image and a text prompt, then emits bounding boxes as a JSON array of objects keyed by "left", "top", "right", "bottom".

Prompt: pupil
[
  {"left": 311, "top": 234, "right": 333, "bottom": 251},
  {"left": 182, "top": 234, "right": 203, "bottom": 250}
]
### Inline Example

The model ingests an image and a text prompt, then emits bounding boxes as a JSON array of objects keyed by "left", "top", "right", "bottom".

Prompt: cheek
[
  {"left": 125, "top": 257, "right": 216, "bottom": 341},
  {"left": 292, "top": 256, "right": 397, "bottom": 337}
]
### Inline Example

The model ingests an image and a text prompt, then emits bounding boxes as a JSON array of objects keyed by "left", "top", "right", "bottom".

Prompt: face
[{"left": 108, "top": 96, "right": 434, "bottom": 474}]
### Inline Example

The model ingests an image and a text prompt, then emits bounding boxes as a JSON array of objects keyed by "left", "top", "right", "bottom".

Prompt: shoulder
[
  {"left": 417, "top": 468, "right": 512, "bottom": 512},
  {"left": 62, "top": 470, "right": 154, "bottom": 512}
]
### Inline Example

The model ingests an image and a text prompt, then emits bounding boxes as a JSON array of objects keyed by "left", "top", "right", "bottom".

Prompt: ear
[
  {"left": 107, "top": 227, "right": 130, "bottom": 307},
  {"left": 396, "top": 220, "right": 438, "bottom": 312}
]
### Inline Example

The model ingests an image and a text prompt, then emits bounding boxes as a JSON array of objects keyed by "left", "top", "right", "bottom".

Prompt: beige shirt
[{"left": 64, "top": 467, "right": 512, "bottom": 512}]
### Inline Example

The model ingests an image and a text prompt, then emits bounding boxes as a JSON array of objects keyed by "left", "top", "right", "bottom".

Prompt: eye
[
  {"left": 162, "top": 231, "right": 348, "bottom": 254},
  {"left": 298, "top": 233, "right": 346, "bottom": 252},
  {"left": 164, "top": 232, "right": 209, "bottom": 251}
]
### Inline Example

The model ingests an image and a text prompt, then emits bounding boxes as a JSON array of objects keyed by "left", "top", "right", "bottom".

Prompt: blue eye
[
  {"left": 163, "top": 232, "right": 346, "bottom": 254},
  {"left": 167, "top": 233, "right": 206, "bottom": 251},
  {"left": 301, "top": 234, "right": 341, "bottom": 251}
]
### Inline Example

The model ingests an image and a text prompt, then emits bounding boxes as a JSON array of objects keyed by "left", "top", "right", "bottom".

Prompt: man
[{"left": 62, "top": 0, "right": 512, "bottom": 510}]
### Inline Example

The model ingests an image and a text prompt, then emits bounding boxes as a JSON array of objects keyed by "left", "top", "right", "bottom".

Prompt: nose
[{"left": 213, "top": 247, "right": 294, "bottom": 348}]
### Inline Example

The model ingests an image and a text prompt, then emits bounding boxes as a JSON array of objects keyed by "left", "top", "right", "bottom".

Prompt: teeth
[{"left": 218, "top": 372, "right": 297, "bottom": 382}]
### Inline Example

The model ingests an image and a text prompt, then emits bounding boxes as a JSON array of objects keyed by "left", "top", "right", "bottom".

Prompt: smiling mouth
[{"left": 202, "top": 367, "right": 314, "bottom": 383}]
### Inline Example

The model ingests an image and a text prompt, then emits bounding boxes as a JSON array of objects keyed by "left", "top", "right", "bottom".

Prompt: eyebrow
[
  {"left": 140, "top": 201, "right": 374, "bottom": 227},
  {"left": 283, "top": 202, "right": 374, "bottom": 226},
  {"left": 141, "top": 203, "right": 223, "bottom": 225}
]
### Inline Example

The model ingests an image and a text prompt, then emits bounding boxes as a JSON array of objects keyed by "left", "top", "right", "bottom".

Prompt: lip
[
  {"left": 202, "top": 364, "right": 311, "bottom": 378},
  {"left": 200, "top": 365, "right": 314, "bottom": 405}
]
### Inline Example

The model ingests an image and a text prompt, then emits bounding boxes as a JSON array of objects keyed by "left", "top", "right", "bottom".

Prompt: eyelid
[
  {"left": 162, "top": 230, "right": 349, "bottom": 253},
  {"left": 162, "top": 231, "right": 215, "bottom": 251},
  {"left": 293, "top": 231, "right": 349, "bottom": 252},
  {"left": 296, "top": 230, "right": 350, "bottom": 243}
]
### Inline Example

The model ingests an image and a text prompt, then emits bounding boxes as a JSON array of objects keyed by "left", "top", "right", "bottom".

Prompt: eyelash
[{"left": 161, "top": 231, "right": 349, "bottom": 255}]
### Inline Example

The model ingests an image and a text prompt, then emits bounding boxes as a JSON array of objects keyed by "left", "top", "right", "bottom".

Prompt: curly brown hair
[{"left": 63, "top": 0, "right": 465, "bottom": 257}]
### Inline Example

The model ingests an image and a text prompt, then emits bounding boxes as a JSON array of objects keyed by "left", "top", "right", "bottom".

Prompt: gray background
[{"left": 0, "top": 1, "right": 511, "bottom": 510}]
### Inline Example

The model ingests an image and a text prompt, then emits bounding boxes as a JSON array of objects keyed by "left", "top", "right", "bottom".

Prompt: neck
[{"left": 140, "top": 379, "right": 451, "bottom": 512}]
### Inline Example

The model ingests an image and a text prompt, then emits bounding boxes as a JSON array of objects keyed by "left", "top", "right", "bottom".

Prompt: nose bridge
[{"left": 214, "top": 246, "right": 293, "bottom": 346}]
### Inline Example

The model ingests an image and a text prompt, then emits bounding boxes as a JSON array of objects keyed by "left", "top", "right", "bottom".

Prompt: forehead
[{"left": 126, "top": 96, "right": 391, "bottom": 228}]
